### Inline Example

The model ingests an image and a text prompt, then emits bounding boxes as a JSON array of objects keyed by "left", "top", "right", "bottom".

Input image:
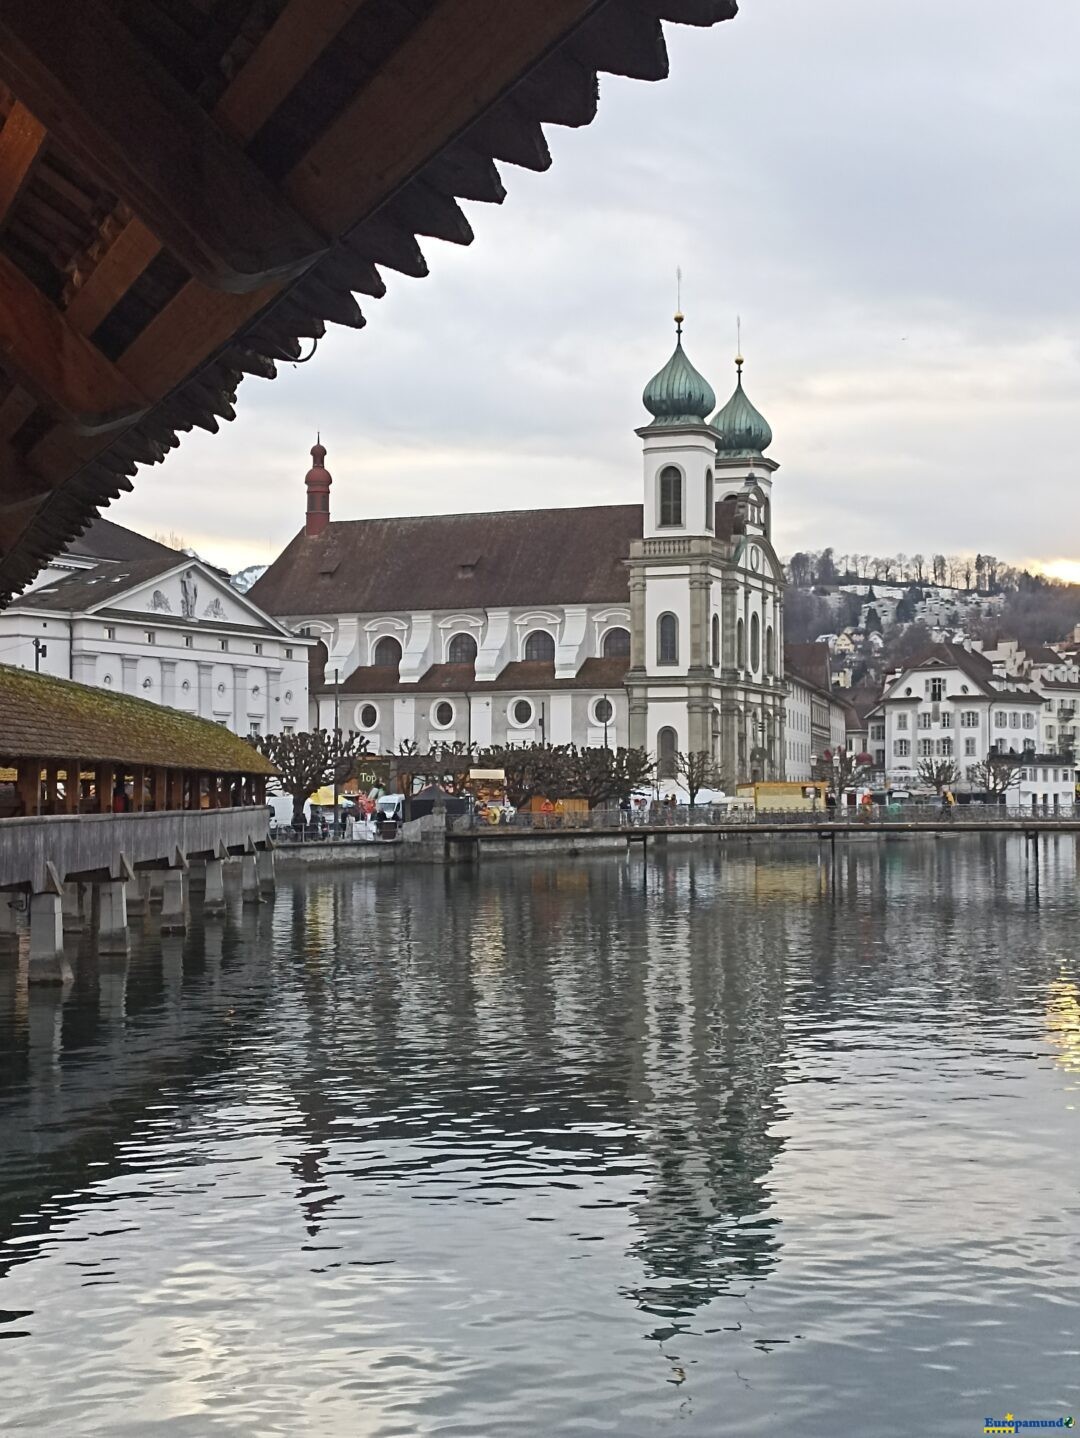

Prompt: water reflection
[{"left": 0, "top": 837, "right": 1078, "bottom": 1437}]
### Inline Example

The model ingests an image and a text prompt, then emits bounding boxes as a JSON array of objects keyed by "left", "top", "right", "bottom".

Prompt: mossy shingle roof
[{"left": 0, "top": 665, "right": 274, "bottom": 774}]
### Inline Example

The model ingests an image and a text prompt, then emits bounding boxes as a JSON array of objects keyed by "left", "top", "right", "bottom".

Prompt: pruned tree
[
  {"left": 249, "top": 728, "right": 370, "bottom": 826},
  {"left": 479, "top": 743, "right": 572, "bottom": 808},
  {"left": 970, "top": 751, "right": 1023, "bottom": 798},
  {"left": 917, "top": 757, "right": 960, "bottom": 795},
  {"left": 396, "top": 740, "right": 478, "bottom": 795},
  {"left": 566, "top": 745, "right": 655, "bottom": 808},
  {"left": 675, "top": 750, "right": 727, "bottom": 807},
  {"left": 821, "top": 746, "right": 872, "bottom": 798}
]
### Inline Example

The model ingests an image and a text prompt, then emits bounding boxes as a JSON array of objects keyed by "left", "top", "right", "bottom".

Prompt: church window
[
  {"left": 511, "top": 698, "right": 535, "bottom": 726},
  {"left": 184, "top": 636, "right": 193, "bottom": 648},
  {"left": 602, "top": 627, "right": 631, "bottom": 658},
  {"left": 705, "top": 470, "right": 714, "bottom": 531},
  {"left": 434, "top": 700, "right": 455, "bottom": 728},
  {"left": 105, "top": 626, "right": 115, "bottom": 640},
  {"left": 657, "top": 613, "right": 679, "bottom": 666},
  {"left": 766, "top": 625, "right": 775, "bottom": 676},
  {"left": 448, "top": 632, "right": 478, "bottom": 664},
  {"left": 711, "top": 614, "right": 720, "bottom": 667},
  {"left": 373, "top": 635, "right": 402, "bottom": 667},
  {"left": 524, "top": 630, "right": 556, "bottom": 663},
  {"left": 737, "top": 618, "right": 745, "bottom": 668},
  {"left": 658, "top": 466, "right": 683, "bottom": 528},
  {"left": 359, "top": 704, "right": 378, "bottom": 729},
  {"left": 593, "top": 697, "right": 614, "bottom": 725},
  {"left": 657, "top": 726, "right": 678, "bottom": 779},
  {"left": 220, "top": 639, "right": 229, "bottom": 652},
  {"left": 750, "top": 614, "right": 760, "bottom": 672}
]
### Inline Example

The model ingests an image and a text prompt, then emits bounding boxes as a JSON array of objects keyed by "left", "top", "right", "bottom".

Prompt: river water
[{"left": 1, "top": 837, "right": 1078, "bottom": 1436}]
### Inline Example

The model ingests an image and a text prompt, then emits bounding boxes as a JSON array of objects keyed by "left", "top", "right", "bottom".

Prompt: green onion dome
[
  {"left": 711, "top": 358, "right": 772, "bottom": 455},
  {"left": 641, "top": 315, "right": 716, "bottom": 425}
]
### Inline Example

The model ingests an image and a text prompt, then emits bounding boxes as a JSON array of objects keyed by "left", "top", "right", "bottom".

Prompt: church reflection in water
[{"left": 2, "top": 836, "right": 1071, "bottom": 1345}]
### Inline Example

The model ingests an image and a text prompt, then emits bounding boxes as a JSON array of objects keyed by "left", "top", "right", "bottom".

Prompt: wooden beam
[
  {"left": 64, "top": 217, "right": 161, "bottom": 334},
  {"left": 286, "top": 0, "right": 604, "bottom": 233},
  {"left": 0, "top": 0, "right": 326, "bottom": 292},
  {"left": 0, "top": 251, "right": 148, "bottom": 432},
  {"left": 0, "top": 101, "right": 46, "bottom": 231},
  {"left": 213, "top": 0, "right": 373, "bottom": 145}
]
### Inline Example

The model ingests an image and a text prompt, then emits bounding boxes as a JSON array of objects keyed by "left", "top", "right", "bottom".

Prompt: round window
[
  {"left": 435, "top": 700, "right": 455, "bottom": 727},
  {"left": 359, "top": 703, "right": 378, "bottom": 729},
  {"left": 512, "top": 698, "right": 534, "bottom": 726},
  {"left": 594, "top": 697, "right": 613, "bottom": 724}
]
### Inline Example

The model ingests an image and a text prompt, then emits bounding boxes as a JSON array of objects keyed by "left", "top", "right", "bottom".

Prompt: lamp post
[
  {"left": 33, "top": 637, "right": 47, "bottom": 672},
  {"left": 332, "top": 667, "right": 340, "bottom": 838},
  {"left": 602, "top": 693, "right": 610, "bottom": 750}
]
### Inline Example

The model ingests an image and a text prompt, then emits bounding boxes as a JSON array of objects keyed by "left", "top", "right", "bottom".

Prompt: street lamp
[
  {"left": 332, "top": 667, "right": 340, "bottom": 838},
  {"left": 602, "top": 692, "right": 610, "bottom": 750}
]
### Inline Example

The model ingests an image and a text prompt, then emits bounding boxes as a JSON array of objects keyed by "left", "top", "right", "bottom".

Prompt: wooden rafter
[
  {"left": 0, "top": 101, "right": 46, "bottom": 232},
  {"left": 0, "top": 0, "right": 327, "bottom": 292},
  {"left": 0, "top": 251, "right": 147, "bottom": 432},
  {"left": 287, "top": 0, "right": 605, "bottom": 231}
]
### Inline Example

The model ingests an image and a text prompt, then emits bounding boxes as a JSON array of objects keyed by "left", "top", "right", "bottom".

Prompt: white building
[
  {"left": 783, "top": 642, "right": 848, "bottom": 782},
  {"left": 871, "top": 643, "right": 1049, "bottom": 794},
  {"left": 251, "top": 318, "right": 789, "bottom": 783},
  {"left": 0, "top": 518, "right": 311, "bottom": 736}
]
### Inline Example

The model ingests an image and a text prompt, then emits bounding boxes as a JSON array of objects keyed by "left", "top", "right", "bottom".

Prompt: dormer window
[{"left": 658, "top": 466, "right": 683, "bottom": 528}]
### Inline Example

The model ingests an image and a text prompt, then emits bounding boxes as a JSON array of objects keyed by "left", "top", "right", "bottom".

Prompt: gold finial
[
  {"left": 674, "top": 265, "right": 684, "bottom": 336},
  {"left": 735, "top": 314, "right": 744, "bottom": 374}
]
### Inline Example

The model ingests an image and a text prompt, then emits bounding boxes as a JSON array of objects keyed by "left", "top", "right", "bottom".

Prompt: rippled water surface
[{"left": 2, "top": 837, "right": 1079, "bottom": 1436}]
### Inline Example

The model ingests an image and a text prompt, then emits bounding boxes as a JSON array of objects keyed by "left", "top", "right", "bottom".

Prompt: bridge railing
[{"left": 453, "top": 802, "right": 1075, "bottom": 834}]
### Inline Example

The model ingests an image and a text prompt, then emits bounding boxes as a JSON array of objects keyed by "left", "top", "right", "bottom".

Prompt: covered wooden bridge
[
  {"left": 0, "top": 0, "right": 737, "bottom": 600},
  {"left": 0, "top": 664, "right": 276, "bottom": 978}
]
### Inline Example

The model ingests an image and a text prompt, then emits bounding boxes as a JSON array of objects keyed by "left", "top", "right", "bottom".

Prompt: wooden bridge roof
[
  {"left": 0, "top": 663, "right": 275, "bottom": 774},
  {"left": 0, "top": 0, "right": 738, "bottom": 603}
]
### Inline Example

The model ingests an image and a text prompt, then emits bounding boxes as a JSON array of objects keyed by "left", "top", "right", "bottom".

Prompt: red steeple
[{"left": 304, "top": 436, "right": 332, "bottom": 537}]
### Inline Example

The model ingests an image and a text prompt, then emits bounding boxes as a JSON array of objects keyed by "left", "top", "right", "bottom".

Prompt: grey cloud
[{"left": 112, "top": 0, "right": 1080, "bottom": 571}]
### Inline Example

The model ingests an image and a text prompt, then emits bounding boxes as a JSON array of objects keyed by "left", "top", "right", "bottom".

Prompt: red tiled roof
[{"left": 784, "top": 642, "right": 832, "bottom": 693}]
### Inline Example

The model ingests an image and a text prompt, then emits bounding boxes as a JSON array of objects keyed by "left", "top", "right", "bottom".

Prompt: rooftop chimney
[{"left": 304, "top": 437, "right": 332, "bottom": 537}]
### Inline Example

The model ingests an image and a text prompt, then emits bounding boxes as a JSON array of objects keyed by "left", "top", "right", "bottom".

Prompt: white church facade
[
  {"left": 250, "top": 317, "right": 788, "bottom": 780},
  {"left": 0, "top": 518, "right": 311, "bottom": 736}
]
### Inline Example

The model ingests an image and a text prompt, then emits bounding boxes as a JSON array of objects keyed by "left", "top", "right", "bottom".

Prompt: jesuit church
[{"left": 249, "top": 317, "right": 787, "bottom": 781}]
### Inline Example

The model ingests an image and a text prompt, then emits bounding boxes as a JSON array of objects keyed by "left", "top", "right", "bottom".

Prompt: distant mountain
[{"left": 231, "top": 564, "right": 268, "bottom": 594}]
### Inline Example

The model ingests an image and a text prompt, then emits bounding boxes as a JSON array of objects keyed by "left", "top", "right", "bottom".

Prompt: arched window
[
  {"left": 658, "top": 466, "right": 683, "bottom": 528},
  {"left": 447, "top": 632, "right": 477, "bottom": 664},
  {"left": 750, "top": 614, "right": 761, "bottom": 672},
  {"left": 373, "top": 635, "right": 401, "bottom": 667},
  {"left": 711, "top": 613, "right": 721, "bottom": 667},
  {"left": 603, "top": 627, "right": 631, "bottom": 658},
  {"left": 736, "top": 618, "right": 745, "bottom": 668},
  {"left": 704, "top": 470, "right": 714, "bottom": 532},
  {"left": 657, "top": 612, "right": 679, "bottom": 666},
  {"left": 766, "top": 624, "right": 775, "bottom": 676},
  {"left": 657, "top": 726, "right": 678, "bottom": 779},
  {"left": 524, "top": 630, "right": 555, "bottom": 663}
]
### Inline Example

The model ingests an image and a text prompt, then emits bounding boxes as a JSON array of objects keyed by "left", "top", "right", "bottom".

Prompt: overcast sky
[{"left": 109, "top": 0, "right": 1080, "bottom": 578}]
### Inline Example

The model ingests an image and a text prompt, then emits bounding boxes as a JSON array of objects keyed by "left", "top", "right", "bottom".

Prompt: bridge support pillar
[
  {"left": 257, "top": 847, "right": 276, "bottom": 893},
  {"left": 240, "top": 853, "right": 261, "bottom": 904},
  {"left": 203, "top": 859, "right": 226, "bottom": 915},
  {"left": 160, "top": 869, "right": 187, "bottom": 934},
  {"left": 97, "top": 880, "right": 129, "bottom": 956},
  {"left": 126, "top": 873, "right": 149, "bottom": 916},
  {"left": 61, "top": 881, "right": 85, "bottom": 934},
  {"left": 147, "top": 871, "right": 165, "bottom": 907},
  {"left": 0, "top": 893, "right": 23, "bottom": 952},
  {"left": 28, "top": 893, "right": 70, "bottom": 984}
]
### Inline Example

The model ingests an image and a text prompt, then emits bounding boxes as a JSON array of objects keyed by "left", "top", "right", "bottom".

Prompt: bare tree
[
  {"left": 970, "top": 752, "right": 1023, "bottom": 798},
  {"left": 910, "top": 553, "right": 925, "bottom": 583},
  {"left": 675, "top": 751, "right": 727, "bottom": 807},
  {"left": 787, "top": 551, "right": 813, "bottom": 588},
  {"left": 932, "top": 554, "right": 947, "bottom": 586},
  {"left": 916, "top": 757, "right": 960, "bottom": 795},
  {"left": 820, "top": 746, "right": 872, "bottom": 798},
  {"left": 250, "top": 728, "right": 370, "bottom": 826}
]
